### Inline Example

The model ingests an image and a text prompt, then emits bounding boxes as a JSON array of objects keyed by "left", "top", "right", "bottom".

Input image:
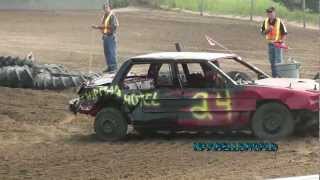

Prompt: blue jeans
[
  {"left": 103, "top": 34, "right": 118, "bottom": 72},
  {"left": 268, "top": 43, "right": 283, "bottom": 77}
]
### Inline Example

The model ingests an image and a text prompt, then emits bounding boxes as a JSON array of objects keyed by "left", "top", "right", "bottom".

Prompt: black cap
[
  {"left": 104, "top": 0, "right": 111, "bottom": 7},
  {"left": 266, "top": 6, "right": 275, "bottom": 13}
]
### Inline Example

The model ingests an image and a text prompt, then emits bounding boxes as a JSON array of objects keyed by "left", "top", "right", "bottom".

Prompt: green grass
[
  {"left": 0, "top": 0, "right": 130, "bottom": 9},
  {"left": 158, "top": 0, "right": 319, "bottom": 25}
]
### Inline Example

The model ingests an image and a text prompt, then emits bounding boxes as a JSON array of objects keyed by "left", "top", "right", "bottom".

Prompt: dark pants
[
  {"left": 103, "top": 34, "right": 117, "bottom": 72},
  {"left": 268, "top": 43, "right": 283, "bottom": 77}
]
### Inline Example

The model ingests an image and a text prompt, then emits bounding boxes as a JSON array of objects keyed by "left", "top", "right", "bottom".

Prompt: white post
[
  {"left": 89, "top": 30, "right": 94, "bottom": 73},
  {"left": 200, "top": 0, "right": 204, "bottom": 16},
  {"left": 302, "top": 0, "right": 306, "bottom": 28},
  {"left": 318, "top": 0, "right": 320, "bottom": 30},
  {"left": 250, "top": 0, "right": 254, "bottom": 21}
]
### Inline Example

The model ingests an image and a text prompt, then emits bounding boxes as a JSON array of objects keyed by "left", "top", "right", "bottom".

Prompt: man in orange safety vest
[
  {"left": 260, "top": 6, "right": 288, "bottom": 77},
  {"left": 92, "top": 1, "right": 119, "bottom": 73}
]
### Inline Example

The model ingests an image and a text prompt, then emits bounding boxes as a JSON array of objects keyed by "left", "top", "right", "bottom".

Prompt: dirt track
[{"left": 0, "top": 8, "right": 319, "bottom": 180}]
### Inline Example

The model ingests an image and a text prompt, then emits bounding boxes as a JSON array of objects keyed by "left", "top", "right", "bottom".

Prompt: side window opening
[
  {"left": 177, "top": 63, "right": 203, "bottom": 88},
  {"left": 177, "top": 64, "right": 187, "bottom": 85},
  {"left": 155, "top": 63, "right": 175, "bottom": 88},
  {"left": 177, "top": 62, "right": 225, "bottom": 89},
  {"left": 186, "top": 63, "right": 205, "bottom": 86},
  {"left": 126, "top": 64, "right": 149, "bottom": 78},
  {"left": 122, "top": 63, "right": 155, "bottom": 90},
  {"left": 120, "top": 62, "right": 177, "bottom": 90}
]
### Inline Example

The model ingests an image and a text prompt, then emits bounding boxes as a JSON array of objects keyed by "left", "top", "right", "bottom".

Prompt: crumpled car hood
[
  {"left": 254, "top": 78, "right": 320, "bottom": 91},
  {"left": 89, "top": 73, "right": 116, "bottom": 86}
]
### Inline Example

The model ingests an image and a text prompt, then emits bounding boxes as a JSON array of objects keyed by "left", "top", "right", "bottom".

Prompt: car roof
[{"left": 131, "top": 52, "right": 238, "bottom": 61}]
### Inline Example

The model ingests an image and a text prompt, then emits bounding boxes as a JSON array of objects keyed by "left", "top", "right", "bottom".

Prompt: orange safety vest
[
  {"left": 102, "top": 11, "right": 114, "bottom": 34},
  {"left": 264, "top": 17, "right": 281, "bottom": 42}
]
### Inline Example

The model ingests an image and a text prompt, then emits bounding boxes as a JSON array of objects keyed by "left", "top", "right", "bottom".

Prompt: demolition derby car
[{"left": 69, "top": 52, "right": 320, "bottom": 141}]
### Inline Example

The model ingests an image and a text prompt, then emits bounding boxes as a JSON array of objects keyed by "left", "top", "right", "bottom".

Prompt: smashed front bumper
[
  {"left": 69, "top": 97, "right": 98, "bottom": 115},
  {"left": 69, "top": 98, "right": 80, "bottom": 114}
]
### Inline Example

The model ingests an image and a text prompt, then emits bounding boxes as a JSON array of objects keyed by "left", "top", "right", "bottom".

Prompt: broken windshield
[{"left": 212, "top": 58, "right": 265, "bottom": 85}]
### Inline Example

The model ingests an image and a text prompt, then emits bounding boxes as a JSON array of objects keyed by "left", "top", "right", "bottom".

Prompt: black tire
[
  {"left": 0, "top": 67, "right": 8, "bottom": 86},
  {"left": 9, "top": 57, "right": 16, "bottom": 66},
  {"left": 3, "top": 56, "right": 11, "bottom": 66},
  {"left": 7, "top": 67, "right": 19, "bottom": 87},
  {"left": 33, "top": 64, "right": 67, "bottom": 75},
  {"left": 85, "top": 72, "right": 102, "bottom": 81},
  {"left": 33, "top": 72, "right": 85, "bottom": 90},
  {"left": 33, "top": 72, "right": 49, "bottom": 89},
  {"left": 0, "top": 56, "right": 4, "bottom": 66},
  {"left": 45, "top": 64, "right": 69, "bottom": 74},
  {"left": 0, "top": 57, "right": 91, "bottom": 89},
  {"left": 0, "top": 56, "right": 33, "bottom": 68},
  {"left": 19, "top": 66, "right": 34, "bottom": 88},
  {"left": 251, "top": 102, "right": 294, "bottom": 140},
  {"left": 0, "top": 66, "right": 34, "bottom": 88},
  {"left": 94, "top": 107, "right": 128, "bottom": 141},
  {"left": 18, "top": 58, "right": 34, "bottom": 67}
]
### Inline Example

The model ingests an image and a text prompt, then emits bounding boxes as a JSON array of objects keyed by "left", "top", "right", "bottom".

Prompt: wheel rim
[
  {"left": 262, "top": 114, "right": 283, "bottom": 134},
  {"left": 102, "top": 120, "right": 114, "bottom": 134}
]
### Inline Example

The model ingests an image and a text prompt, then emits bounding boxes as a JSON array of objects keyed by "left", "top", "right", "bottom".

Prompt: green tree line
[
  {"left": 274, "top": 0, "right": 319, "bottom": 12},
  {"left": 1, "top": 0, "right": 319, "bottom": 13},
  {"left": 0, "top": 0, "right": 129, "bottom": 9}
]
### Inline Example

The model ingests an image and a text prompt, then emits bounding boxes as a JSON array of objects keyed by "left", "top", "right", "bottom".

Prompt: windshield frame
[{"left": 209, "top": 57, "right": 270, "bottom": 86}]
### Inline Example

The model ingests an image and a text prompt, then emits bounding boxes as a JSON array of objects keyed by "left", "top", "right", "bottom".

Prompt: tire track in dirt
[{"left": 0, "top": 89, "right": 318, "bottom": 179}]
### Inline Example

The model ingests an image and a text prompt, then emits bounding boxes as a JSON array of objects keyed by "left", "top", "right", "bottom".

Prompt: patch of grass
[
  {"left": 0, "top": 0, "right": 130, "bottom": 9},
  {"left": 158, "top": 0, "right": 319, "bottom": 25}
]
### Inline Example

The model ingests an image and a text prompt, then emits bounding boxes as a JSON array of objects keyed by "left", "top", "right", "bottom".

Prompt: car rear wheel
[
  {"left": 251, "top": 102, "right": 294, "bottom": 140},
  {"left": 94, "top": 107, "right": 128, "bottom": 141}
]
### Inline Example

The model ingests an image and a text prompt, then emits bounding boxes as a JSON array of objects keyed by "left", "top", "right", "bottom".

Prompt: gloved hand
[
  {"left": 92, "top": 25, "right": 99, "bottom": 29},
  {"left": 273, "top": 42, "right": 288, "bottom": 49}
]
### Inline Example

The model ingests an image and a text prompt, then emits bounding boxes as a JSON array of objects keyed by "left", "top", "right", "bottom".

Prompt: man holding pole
[
  {"left": 92, "top": 1, "right": 119, "bottom": 73},
  {"left": 260, "top": 6, "right": 288, "bottom": 77}
]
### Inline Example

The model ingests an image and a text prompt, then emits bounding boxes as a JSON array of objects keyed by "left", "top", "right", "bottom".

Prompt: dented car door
[{"left": 131, "top": 62, "right": 183, "bottom": 129}]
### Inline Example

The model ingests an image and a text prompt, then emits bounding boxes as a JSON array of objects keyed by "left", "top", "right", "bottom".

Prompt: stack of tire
[{"left": 0, "top": 56, "right": 101, "bottom": 90}]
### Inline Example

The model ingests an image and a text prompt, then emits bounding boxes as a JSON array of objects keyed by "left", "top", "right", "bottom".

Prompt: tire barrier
[
  {"left": 0, "top": 56, "right": 102, "bottom": 90},
  {"left": 33, "top": 72, "right": 86, "bottom": 90},
  {"left": 0, "top": 56, "right": 34, "bottom": 68},
  {"left": 84, "top": 72, "right": 102, "bottom": 81},
  {"left": 0, "top": 65, "right": 34, "bottom": 88}
]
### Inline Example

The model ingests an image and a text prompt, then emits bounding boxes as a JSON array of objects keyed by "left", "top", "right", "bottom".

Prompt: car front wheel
[
  {"left": 94, "top": 107, "right": 128, "bottom": 141},
  {"left": 251, "top": 102, "right": 294, "bottom": 140}
]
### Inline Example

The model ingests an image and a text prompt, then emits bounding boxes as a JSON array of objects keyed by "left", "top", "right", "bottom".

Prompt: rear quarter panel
[{"left": 245, "top": 86, "right": 320, "bottom": 112}]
